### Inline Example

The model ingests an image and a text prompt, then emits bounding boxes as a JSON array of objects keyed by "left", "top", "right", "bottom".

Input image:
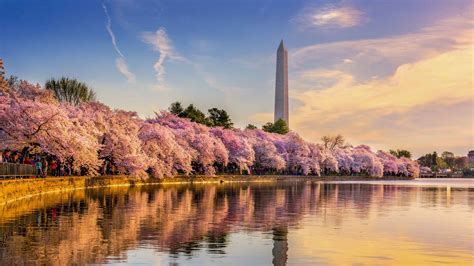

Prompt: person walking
[
  {"left": 3, "top": 150, "right": 11, "bottom": 162},
  {"left": 57, "top": 161, "right": 62, "bottom": 177},
  {"left": 42, "top": 158, "right": 48, "bottom": 178},
  {"left": 51, "top": 160, "right": 58, "bottom": 176},
  {"left": 35, "top": 159, "right": 43, "bottom": 178},
  {"left": 12, "top": 152, "right": 19, "bottom": 163}
]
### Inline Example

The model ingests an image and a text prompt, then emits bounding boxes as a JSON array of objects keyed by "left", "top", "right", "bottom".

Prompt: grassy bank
[{"left": 0, "top": 175, "right": 414, "bottom": 206}]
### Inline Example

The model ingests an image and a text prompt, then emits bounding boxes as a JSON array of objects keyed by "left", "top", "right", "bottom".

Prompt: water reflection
[
  {"left": 272, "top": 226, "right": 288, "bottom": 266},
  {"left": 0, "top": 180, "right": 473, "bottom": 265}
]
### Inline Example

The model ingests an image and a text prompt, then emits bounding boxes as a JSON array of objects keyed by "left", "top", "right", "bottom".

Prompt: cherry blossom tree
[
  {"left": 0, "top": 82, "right": 101, "bottom": 175},
  {"left": 210, "top": 127, "right": 255, "bottom": 174},
  {"left": 243, "top": 129, "right": 285, "bottom": 173},
  {"left": 151, "top": 112, "right": 228, "bottom": 175},
  {"left": 0, "top": 80, "right": 421, "bottom": 178},
  {"left": 352, "top": 145, "right": 383, "bottom": 177},
  {"left": 334, "top": 147, "right": 353, "bottom": 174},
  {"left": 102, "top": 110, "right": 148, "bottom": 178},
  {"left": 139, "top": 122, "right": 192, "bottom": 178},
  {"left": 285, "top": 133, "right": 313, "bottom": 175},
  {"left": 376, "top": 150, "right": 399, "bottom": 175},
  {"left": 307, "top": 143, "right": 322, "bottom": 176}
]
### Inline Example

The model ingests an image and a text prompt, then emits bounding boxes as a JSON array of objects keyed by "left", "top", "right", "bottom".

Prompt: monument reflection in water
[{"left": 0, "top": 181, "right": 473, "bottom": 265}]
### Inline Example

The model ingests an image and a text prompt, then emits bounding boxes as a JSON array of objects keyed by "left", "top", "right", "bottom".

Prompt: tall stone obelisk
[{"left": 274, "top": 40, "right": 289, "bottom": 127}]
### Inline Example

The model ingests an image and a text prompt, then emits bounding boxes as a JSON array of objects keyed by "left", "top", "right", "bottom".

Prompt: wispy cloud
[
  {"left": 294, "top": 3, "right": 366, "bottom": 29},
  {"left": 102, "top": 2, "right": 136, "bottom": 83},
  {"left": 103, "top": 2, "right": 124, "bottom": 58},
  {"left": 115, "top": 57, "right": 136, "bottom": 83},
  {"left": 142, "top": 27, "right": 185, "bottom": 90}
]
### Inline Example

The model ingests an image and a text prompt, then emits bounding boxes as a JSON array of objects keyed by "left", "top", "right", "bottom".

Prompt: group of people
[
  {"left": 1, "top": 150, "right": 72, "bottom": 178},
  {"left": 1, "top": 150, "right": 21, "bottom": 164}
]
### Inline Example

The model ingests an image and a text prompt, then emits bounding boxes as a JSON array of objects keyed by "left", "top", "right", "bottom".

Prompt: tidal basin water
[{"left": 0, "top": 179, "right": 473, "bottom": 265}]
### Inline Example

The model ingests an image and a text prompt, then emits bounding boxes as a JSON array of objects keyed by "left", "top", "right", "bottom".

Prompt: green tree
[
  {"left": 169, "top": 101, "right": 184, "bottom": 116},
  {"left": 432, "top": 151, "right": 438, "bottom": 171},
  {"left": 246, "top": 124, "right": 257, "bottom": 130},
  {"left": 262, "top": 122, "right": 274, "bottom": 132},
  {"left": 454, "top": 156, "right": 468, "bottom": 170},
  {"left": 436, "top": 157, "right": 448, "bottom": 169},
  {"left": 6, "top": 75, "right": 19, "bottom": 88},
  {"left": 262, "top": 119, "right": 289, "bottom": 134},
  {"left": 182, "top": 104, "right": 210, "bottom": 125},
  {"left": 417, "top": 154, "right": 432, "bottom": 167},
  {"left": 389, "top": 149, "right": 412, "bottom": 159},
  {"left": 169, "top": 102, "right": 235, "bottom": 128},
  {"left": 441, "top": 151, "right": 455, "bottom": 168},
  {"left": 0, "top": 59, "right": 8, "bottom": 92},
  {"left": 208, "top": 108, "right": 233, "bottom": 128},
  {"left": 45, "top": 77, "right": 96, "bottom": 105}
]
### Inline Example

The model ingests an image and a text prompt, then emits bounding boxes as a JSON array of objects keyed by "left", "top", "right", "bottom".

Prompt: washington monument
[{"left": 274, "top": 40, "right": 289, "bottom": 127}]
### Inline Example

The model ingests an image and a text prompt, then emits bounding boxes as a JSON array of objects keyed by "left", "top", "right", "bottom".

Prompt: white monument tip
[{"left": 278, "top": 40, "right": 286, "bottom": 51}]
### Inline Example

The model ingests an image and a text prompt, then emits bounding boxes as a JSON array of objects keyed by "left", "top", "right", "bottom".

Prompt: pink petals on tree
[{"left": 0, "top": 82, "right": 420, "bottom": 178}]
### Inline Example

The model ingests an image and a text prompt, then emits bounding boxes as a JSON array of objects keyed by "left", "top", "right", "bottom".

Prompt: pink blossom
[{"left": 0, "top": 81, "right": 421, "bottom": 178}]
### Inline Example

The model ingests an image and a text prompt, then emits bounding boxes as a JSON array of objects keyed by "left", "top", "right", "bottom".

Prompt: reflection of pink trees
[
  {"left": 0, "top": 82, "right": 419, "bottom": 178},
  {"left": 0, "top": 182, "right": 458, "bottom": 264}
]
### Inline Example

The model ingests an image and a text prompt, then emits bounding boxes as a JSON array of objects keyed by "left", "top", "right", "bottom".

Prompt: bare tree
[{"left": 321, "top": 134, "right": 346, "bottom": 150}]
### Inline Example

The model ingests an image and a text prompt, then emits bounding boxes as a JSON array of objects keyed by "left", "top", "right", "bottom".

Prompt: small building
[
  {"left": 419, "top": 166, "right": 433, "bottom": 177},
  {"left": 468, "top": 150, "right": 474, "bottom": 163}
]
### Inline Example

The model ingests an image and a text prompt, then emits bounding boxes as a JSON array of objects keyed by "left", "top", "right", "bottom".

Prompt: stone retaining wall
[{"left": 0, "top": 176, "right": 136, "bottom": 206}]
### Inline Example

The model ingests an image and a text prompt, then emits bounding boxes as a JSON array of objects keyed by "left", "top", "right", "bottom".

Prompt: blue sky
[{"left": 1, "top": 0, "right": 473, "bottom": 156}]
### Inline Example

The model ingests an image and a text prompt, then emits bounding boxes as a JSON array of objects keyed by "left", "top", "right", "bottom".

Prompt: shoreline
[{"left": 0, "top": 175, "right": 415, "bottom": 206}]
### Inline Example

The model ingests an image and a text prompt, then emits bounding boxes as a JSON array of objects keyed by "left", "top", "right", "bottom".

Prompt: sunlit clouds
[
  {"left": 281, "top": 13, "right": 473, "bottom": 156},
  {"left": 294, "top": 3, "right": 366, "bottom": 29}
]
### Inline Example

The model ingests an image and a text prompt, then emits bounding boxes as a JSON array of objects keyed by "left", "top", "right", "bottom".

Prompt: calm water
[{"left": 0, "top": 179, "right": 473, "bottom": 265}]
